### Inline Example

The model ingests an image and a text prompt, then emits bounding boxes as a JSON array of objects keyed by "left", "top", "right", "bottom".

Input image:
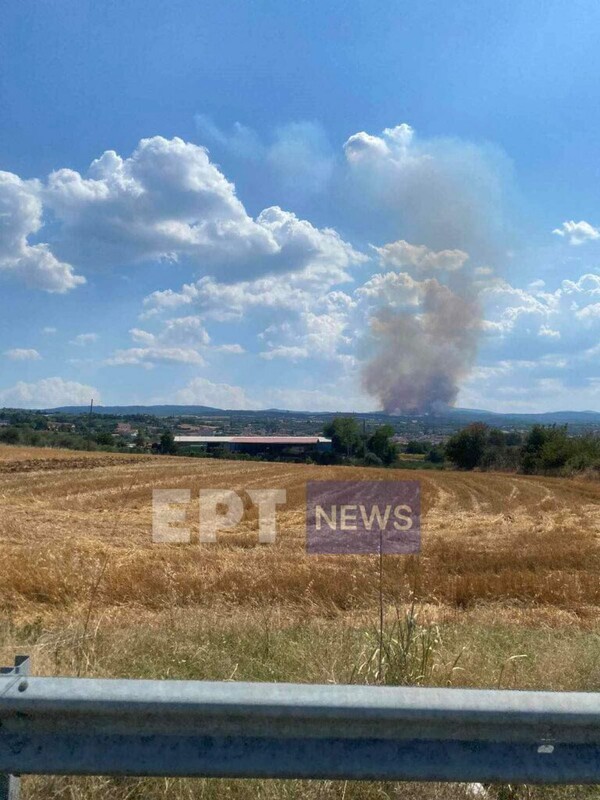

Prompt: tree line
[
  {"left": 445, "top": 422, "right": 600, "bottom": 475},
  {"left": 3, "top": 410, "right": 600, "bottom": 475}
]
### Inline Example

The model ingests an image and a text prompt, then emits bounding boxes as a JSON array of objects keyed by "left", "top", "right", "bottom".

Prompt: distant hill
[
  {"left": 444, "top": 407, "right": 600, "bottom": 424},
  {"left": 49, "top": 404, "right": 224, "bottom": 416},
  {"left": 44, "top": 404, "right": 600, "bottom": 425}
]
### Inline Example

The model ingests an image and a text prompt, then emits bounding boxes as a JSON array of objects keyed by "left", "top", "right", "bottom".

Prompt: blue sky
[{"left": 1, "top": 0, "right": 600, "bottom": 412}]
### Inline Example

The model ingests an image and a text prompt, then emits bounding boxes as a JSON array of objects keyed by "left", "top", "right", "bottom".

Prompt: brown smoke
[
  {"left": 345, "top": 124, "right": 509, "bottom": 415},
  {"left": 362, "top": 278, "right": 481, "bottom": 414}
]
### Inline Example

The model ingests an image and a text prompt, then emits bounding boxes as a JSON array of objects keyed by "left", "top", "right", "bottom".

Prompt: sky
[{"left": 1, "top": 0, "right": 600, "bottom": 413}]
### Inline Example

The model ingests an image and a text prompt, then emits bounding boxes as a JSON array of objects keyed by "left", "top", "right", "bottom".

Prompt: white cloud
[
  {"left": 344, "top": 129, "right": 397, "bottom": 162},
  {"left": 481, "top": 281, "right": 555, "bottom": 335},
  {"left": 576, "top": 303, "right": 600, "bottom": 321},
  {"left": 2, "top": 135, "right": 363, "bottom": 295},
  {"left": 70, "top": 333, "right": 98, "bottom": 346},
  {"left": 0, "top": 377, "right": 99, "bottom": 408},
  {"left": 156, "top": 316, "right": 210, "bottom": 347},
  {"left": 214, "top": 343, "right": 245, "bottom": 354},
  {"left": 144, "top": 274, "right": 305, "bottom": 318},
  {"left": 42, "top": 326, "right": 57, "bottom": 334},
  {"left": 374, "top": 240, "right": 469, "bottom": 273},
  {"left": 553, "top": 220, "right": 600, "bottom": 245},
  {"left": 129, "top": 328, "right": 156, "bottom": 345},
  {"left": 0, "top": 171, "right": 84, "bottom": 292},
  {"left": 171, "top": 377, "right": 254, "bottom": 409},
  {"left": 108, "top": 315, "right": 210, "bottom": 367},
  {"left": 482, "top": 273, "right": 600, "bottom": 340},
  {"left": 257, "top": 292, "right": 354, "bottom": 363},
  {"left": 143, "top": 212, "right": 364, "bottom": 319},
  {"left": 41, "top": 137, "right": 362, "bottom": 283},
  {"left": 106, "top": 347, "right": 206, "bottom": 368},
  {"left": 3, "top": 348, "right": 42, "bottom": 361},
  {"left": 259, "top": 345, "right": 309, "bottom": 361},
  {"left": 43, "top": 137, "right": 279, "bottom": 273},
  {"left": 355, "top": 271, "right": 423, "bottom": 309},
  {"left": 538, "top": 324, "right": 561, "bottom": 339}
]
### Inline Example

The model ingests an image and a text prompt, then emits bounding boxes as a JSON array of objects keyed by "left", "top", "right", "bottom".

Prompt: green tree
[
  {"left": 487, "top": 428, "right": 506, "bottom": 447},
  {"left": 405, "top": 440, "right": 429, "bottom": 455},
  {"left": 426, "top": 446, "right": 445, "bottom": 464},
  {"left": 367, "top": 424, "right": 397, "bottom": 465},
  {"left": 323, "top": 417, "right": 363, "bottom": 457},
  {"left": 445, "top": 423, "right": 488, "bottom": 470},
  {"left": 0, "top": 427, "right": 21, "bottom": 445},
  {"left": 521, "top": 425, "right": 571, "bottom": 473},
  {"left": 159, "top": 430, "right": 177, "bottom": 455}
]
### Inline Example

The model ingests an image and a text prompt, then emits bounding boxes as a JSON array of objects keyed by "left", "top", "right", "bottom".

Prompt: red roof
[{"left": 231, "top": 436, "right": 321, "bottom": 445}]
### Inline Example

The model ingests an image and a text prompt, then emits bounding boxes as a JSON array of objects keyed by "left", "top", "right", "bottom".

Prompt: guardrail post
[{"left": 0, "top": 656, "right": 30, "bottom": 800}]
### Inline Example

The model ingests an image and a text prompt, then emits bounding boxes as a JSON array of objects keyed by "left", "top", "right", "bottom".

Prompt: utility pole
[{"left": 87, "top": 398, "right": 94, "bottom": 451}]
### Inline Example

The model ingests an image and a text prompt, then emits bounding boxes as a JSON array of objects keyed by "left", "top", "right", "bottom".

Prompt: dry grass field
[{"left": 1, "top": 444, "right": 599, "bottom": 800}]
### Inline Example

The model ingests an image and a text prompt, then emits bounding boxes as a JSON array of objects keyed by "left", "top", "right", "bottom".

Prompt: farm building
[{"left": 174, "top": 435, "right": 332, "bottom": 458}]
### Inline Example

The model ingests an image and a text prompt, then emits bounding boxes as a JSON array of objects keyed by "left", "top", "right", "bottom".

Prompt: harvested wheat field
[{"left": 1, "top": 444, "right": 599, "bottom": 800}]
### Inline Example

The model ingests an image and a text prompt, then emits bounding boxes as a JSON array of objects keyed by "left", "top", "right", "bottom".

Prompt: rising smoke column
[
  {"left": 361, "top": 274, "right": 481, "bottom": 414},
  {"left": 343, "top": 124, "right": 509, "bottom": 414}
]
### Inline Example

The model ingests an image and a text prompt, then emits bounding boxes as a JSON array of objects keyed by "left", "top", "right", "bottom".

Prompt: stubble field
[{"left": 1, "top": 445, "right": 599, "bottom": 800}]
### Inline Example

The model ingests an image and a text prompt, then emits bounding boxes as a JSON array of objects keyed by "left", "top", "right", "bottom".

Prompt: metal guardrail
[
  {"left": 1, "top": 656, "right": 599, "bottom": 795},
  {"left": 0, "top": 656, "right": 29, "bottom": 800}
]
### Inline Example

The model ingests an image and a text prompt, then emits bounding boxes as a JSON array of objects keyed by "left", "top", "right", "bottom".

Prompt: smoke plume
[
  {"left": 345, "top": 124, "right": 508, "bottom": 414},
  {"left": 361, "top": 278, "right": 481, "bottom": 414}
]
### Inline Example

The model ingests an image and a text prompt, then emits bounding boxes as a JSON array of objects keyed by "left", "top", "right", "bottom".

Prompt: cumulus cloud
[
  {"left": 38, "top": 136, "right": 360, "bottom": 283},
  {"left": 0, "top": 377, "right": 99, "bottom": 408},
  {"left": 171, "top": 377, "right": 254, "bottom": 409},
  {"left": 106, "top": 347, "right": 206, "bottom": 368},
  {"left": 374, "top": 240, "right": 469, "bottom": 273},
  {"left": 107, "top": 315, "right": 211, "bottom": 367},
  {"left": 143, "top": 213, "right": 364, "bottom": 319},
  {"left": 145, "top": 264, "right": 357, "bottom": 368},
  {"left": 43, "top": 136, "right": 278, "bottom": 273},
  {"left": 538, "top": 324, "right": 561, "bottom": 339},
  {"left": 214, "top": 343, "right": 245, "bottom": 354},
  {"left": 260, "top": 345, "right": 309, "bottom": 361},
  {"left": 553, "top": 220, "right": 600, "bottom": 245},
  {"left": 255, "top": 291, "right": 355, "bottom": 364},
  {"left": 482, "top": 273, "right": 600, "bottom": 344},
  {"left": 3, "top": 348, "right": 42, "bottom": 361},
  {"left": 0, "top": 171, "right": 84, "bottom": 292},
  {"left": 144, "top": 273, "right": 310, "bottom": 319},
  {"left": 1, "top": 132, "right": 364, "bottom": 301},
  {"left": 70, "top": 333, "right": 98, "bottom": 346}
]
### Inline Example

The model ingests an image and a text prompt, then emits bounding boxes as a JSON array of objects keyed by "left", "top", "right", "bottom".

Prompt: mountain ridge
[{"left": 26, "top": 404, "right": 600, "bottom": 424}]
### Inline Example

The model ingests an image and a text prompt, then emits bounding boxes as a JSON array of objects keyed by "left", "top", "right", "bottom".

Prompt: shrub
[
  {"left": 445, "top": 423, "right": 488, "bottom": 469},
  {"left": 0, "top": 427, "right": 21, "bottom": 444}
]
